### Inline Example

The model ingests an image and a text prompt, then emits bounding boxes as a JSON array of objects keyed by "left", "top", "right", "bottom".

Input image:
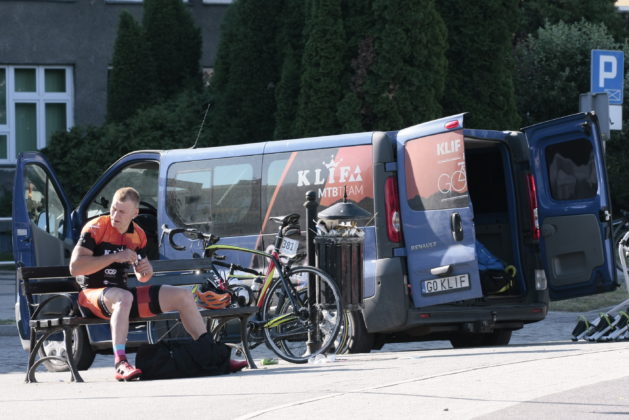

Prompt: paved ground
[{"left": 3, "top": 269, "right": 629, "bottom": 419}]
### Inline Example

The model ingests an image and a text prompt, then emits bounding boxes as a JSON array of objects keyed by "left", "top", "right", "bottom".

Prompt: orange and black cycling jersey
[{"left": 75, "top": 215, "right": 147, "bottom": 289}]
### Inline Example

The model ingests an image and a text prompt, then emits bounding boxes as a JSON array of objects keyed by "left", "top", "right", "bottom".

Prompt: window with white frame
[{"left": 0, "top": 66, "right": 73, "bottom": 163}]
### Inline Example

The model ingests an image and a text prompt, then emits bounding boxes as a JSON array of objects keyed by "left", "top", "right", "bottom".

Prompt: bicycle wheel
[
  {"left": 262, "top": 266, "right": 343, "bottom": 363},
  {"left": 613, "top": 219, "right": 629, "bottom": 271}
]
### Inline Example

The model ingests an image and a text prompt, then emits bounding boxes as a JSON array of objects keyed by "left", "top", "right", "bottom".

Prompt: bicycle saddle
[{"left": 270, "top": 213, "right": 300, "bottom": 227}]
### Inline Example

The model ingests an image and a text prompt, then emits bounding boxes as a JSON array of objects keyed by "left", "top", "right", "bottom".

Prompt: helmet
[{"left": 193, "top": 284, "right": 231, "bottom": 310}]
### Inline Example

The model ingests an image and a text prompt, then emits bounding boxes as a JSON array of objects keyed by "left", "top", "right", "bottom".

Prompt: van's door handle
[
  {"left": 451, "top": 213, "right": 464, "bottom": 241},
  {"left": 431, "top": 265, "right": 452, "bottom": 276}
]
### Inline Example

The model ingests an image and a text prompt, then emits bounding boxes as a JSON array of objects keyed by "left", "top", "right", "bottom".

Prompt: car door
[
  {"left": 12, "top": 151, "right": 73, "bottom": 339},
  {"left": 396, "top": 114, "right": 483, "bottom": 307},
  {"left": 524, "top": 112, "right": 616, "bottom": 299}
]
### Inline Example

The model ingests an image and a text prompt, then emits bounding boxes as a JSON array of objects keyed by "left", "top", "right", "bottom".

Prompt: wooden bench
[{"left": 18, "top": 258, "right": 259, "bottom": 383}]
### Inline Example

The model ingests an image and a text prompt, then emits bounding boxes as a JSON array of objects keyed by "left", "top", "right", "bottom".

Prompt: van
[{"left": 12, "top": 112, "right": 617, "bottom": 365}]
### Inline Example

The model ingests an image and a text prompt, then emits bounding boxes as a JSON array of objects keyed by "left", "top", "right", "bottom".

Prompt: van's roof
[{"left": 159, "top": 130, "right": 375, "bottom": 160}]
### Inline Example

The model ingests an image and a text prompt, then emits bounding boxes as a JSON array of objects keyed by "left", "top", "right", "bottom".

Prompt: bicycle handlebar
[{"left": 161, "top": 224, "right": 220, "bottom": 251}]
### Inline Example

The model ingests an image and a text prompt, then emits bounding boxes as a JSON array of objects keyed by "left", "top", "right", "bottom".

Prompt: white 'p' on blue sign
[{"left": 591, "top": 49, "right": 624, "bottom": 104}]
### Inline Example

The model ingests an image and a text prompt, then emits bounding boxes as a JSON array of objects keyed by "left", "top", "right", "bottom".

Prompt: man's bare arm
[{"left": 69, "top": 245, "right": 139, "bottom": 276}]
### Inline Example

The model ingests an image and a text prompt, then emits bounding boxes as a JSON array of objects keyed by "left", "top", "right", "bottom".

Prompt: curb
[{"left": 0, "top": 324, "right": 17, "bottom": 336}]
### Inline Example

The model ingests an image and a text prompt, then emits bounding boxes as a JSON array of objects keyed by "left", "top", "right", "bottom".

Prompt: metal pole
[{"left": 304, "top": 191, "right": 318, "bottom": 354}]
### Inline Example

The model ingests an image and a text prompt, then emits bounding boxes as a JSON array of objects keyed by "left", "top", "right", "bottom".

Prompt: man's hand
[
  {"left": 134, "top": 256, "right": 153, "bottom": 283},
  {"left": 112, "top": 249, "right": 139, "bottom": 265}
]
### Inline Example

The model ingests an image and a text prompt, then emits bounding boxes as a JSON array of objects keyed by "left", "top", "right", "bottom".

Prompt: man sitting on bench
[{"left": 69, "top": 187, "right": 247, "bottom": 381}]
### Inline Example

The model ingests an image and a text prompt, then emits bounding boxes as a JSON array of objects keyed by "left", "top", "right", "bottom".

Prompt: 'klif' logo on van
[
  {"left": 437, "top": 138, "right": 461, "bottom": 156},
  {"left": 297, "top": 155, "right": 364, "bottom": 199}
]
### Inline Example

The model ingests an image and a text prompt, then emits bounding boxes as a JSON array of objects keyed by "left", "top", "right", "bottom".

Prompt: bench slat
[{"left": 19, "top": 258, "right": 215, "bottom": 281}]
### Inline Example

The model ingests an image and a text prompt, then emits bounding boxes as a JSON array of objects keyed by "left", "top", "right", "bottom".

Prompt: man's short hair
[{"left": 113, "top": 187, "right": 141, "bottom": 207}]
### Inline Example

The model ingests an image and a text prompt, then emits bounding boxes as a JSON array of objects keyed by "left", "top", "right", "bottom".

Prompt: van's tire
[
  {"left": 449, "top": 333, "right": 484, "bottom": 348},
  {"left": 481, "top": 329, "right": 512, "bottom": 346},
  {"left": 345, "top": 310, "right": 374, "bottom": 353},
  {"left": 38, "top": 326, "right": 96, "bottom": 372},
  {"left": 449, "top": 329, "right": 512, "bottom": 349}
]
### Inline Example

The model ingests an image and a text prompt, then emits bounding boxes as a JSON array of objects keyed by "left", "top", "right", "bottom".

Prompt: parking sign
[{"left": 591, "top": 50, "right": 624, "bottom": 104}]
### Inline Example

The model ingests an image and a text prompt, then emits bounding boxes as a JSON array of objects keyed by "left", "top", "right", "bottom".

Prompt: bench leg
[
  {"left": 239, "top": 315, "right": 257, "bottom": 369},
  {"left": 26, "top": 327, "right": 84, "bottom": 383}
]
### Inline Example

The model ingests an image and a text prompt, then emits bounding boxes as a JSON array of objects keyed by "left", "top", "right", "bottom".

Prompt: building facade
[
  {"left": 0, "top": 0, "right": 231, "bottom": 235},
  {"left": 0, "top": 0, "right": 229, "bottom": 168}
]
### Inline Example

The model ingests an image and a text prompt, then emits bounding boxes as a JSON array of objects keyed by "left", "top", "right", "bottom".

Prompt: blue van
[{"left": 12, "top": 112, "right": 617, "bottom": 368}]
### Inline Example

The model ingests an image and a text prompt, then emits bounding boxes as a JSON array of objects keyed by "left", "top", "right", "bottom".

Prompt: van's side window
[
  {"left": 545, "top": 138, "right": 597, "bottom": 201},
  {"left": 166, "top": 156, "right": 261, "bottom": 236},
  {"left": 23, "top": 163, "right": 66, "bottom": 239}
]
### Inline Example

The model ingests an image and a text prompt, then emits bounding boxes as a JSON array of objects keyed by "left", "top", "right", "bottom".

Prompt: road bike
[
  {"left": 613, "top": 209, "right": 629, "bottom": 272},
  {"left": 160, "top": 214, "right": 344, "bottom": 364}
]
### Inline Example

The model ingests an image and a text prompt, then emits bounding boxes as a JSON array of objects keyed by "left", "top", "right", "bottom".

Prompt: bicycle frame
[{"left": 204, "top": 243, "right": 301, "bottom": 316}]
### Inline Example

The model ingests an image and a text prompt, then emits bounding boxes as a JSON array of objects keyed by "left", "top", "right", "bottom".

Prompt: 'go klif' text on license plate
[{"left": 422, "top": 274, "right": 470, "bottom": 296}]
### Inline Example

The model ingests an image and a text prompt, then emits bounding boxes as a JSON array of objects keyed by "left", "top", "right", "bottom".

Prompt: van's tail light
[
  {"left": 385, "top": 176, "right": 403, "bottom": 243},
  {"left": 526, "top": 173, "right": 540, "bottom": 240}
]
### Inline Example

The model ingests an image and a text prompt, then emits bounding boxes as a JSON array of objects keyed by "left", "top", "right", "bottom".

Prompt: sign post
[{"left": 589, "top": 49, "right": 624, "bottom": 133}]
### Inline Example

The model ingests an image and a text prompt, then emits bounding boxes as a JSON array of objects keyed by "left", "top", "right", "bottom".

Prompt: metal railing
[{"left": 0, "top": 217, "right": 14, "bottom": 267}]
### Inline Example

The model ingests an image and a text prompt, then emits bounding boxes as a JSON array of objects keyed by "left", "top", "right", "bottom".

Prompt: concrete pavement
[
  {"left": 2, "top": 267, "right": 629, "bottom": 419},
  {"left": 0, "top": 336, "right": 628, "bottom": 419}
]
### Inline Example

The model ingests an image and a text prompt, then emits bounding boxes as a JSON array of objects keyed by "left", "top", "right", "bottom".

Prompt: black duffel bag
[
  {"left": 136, "top": 333, "right": 231, "bottom": 380},
  {"left": 480, "top": 269, "right": 514, "bottom": 295}
]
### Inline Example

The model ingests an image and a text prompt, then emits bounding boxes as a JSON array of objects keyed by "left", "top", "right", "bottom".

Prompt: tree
[
  {"left": 207, "top": 0, "right": 283, "bottom": 145},
  {"left": 293, "top": 0, "right": 347, "bottom": 138},
  {"left": 46, "top": 89, "right": 210, "bottom": 203},
  {"left": 514, "top": 20, "right": 621, "bottom": 126},
  {"left": 336, "top": 0, "right": 376, "bottom": 132},
  {"left": 438, "top": 1, "right": 520, "bottom": 129},
  {"left": 143, "top": 0, "right": 203, "bottom": 99},
  {"left": 362, "top": 0, "right": 447, "bottom": 131},
  {"left": 106, "top": 11, "right": 157, "bottom": 123},
  {"left": 273, "top": 1, "right": 306, "bottom": 139},
  {"left": 517, "top": 0, "right": 625, "bottom": 43}
]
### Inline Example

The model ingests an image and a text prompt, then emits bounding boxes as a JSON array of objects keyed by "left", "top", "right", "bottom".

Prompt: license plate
[
  {"left": 279, "top": 237, "right": 299, "bottom": 257},
  {"left": 422, "top": 274, "right": 470, "bottom": 296}
]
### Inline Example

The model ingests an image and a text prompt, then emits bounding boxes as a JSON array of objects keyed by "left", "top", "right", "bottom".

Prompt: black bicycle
[
  {"left": 162, "top": 214, "right": 344, "bottom": 364},
  {"left": 612, "top": 209, "right": 629, "bottom": 271}
]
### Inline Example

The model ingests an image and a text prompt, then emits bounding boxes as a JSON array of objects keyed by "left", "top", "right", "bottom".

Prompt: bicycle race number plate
[
  {"left": 421, "top": 273, "right": 470, "bottom": 296},
  {"left": 279, "top": 237, "right": 299, "bottom": 257}
]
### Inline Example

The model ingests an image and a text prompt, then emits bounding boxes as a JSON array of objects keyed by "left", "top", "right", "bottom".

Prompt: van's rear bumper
[
  {"left": 363, "top": 256, "right": 548, "bottom": 334},
  {"left": 401, "top": 302, "right": 548, "bottom": 333}
]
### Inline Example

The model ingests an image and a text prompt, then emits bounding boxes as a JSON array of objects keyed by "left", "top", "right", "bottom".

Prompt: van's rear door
[
  {"left": 396, "top": 114, "right": 483, "bottom": 307},
  {"left": 524, "top": 112, "right": 616, "bottom": 299}
]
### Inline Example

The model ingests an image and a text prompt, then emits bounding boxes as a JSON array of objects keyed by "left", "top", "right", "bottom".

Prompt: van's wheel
[
  {"left": 449, "top": 333, "right": 484, "bottom": 348},
  {"left": 38, "top": 326, "right": 95, "bottom": 372},
  {"left": 344, "top": 310, "right": 374, "bottom": 353},
  {"left": 481, "top": 329, "right": 512, "bottom": 346},
  {"left": 449, "top": 330, "right": 512, "bottom": 348}
]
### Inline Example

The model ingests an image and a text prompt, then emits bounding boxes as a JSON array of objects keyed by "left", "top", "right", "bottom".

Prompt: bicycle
[
  {"left": 162, "top": 213, "right": 344, "bottom": 364},
  {"left": 612, "top": 209, "right": 629, "bottom": 272}
]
